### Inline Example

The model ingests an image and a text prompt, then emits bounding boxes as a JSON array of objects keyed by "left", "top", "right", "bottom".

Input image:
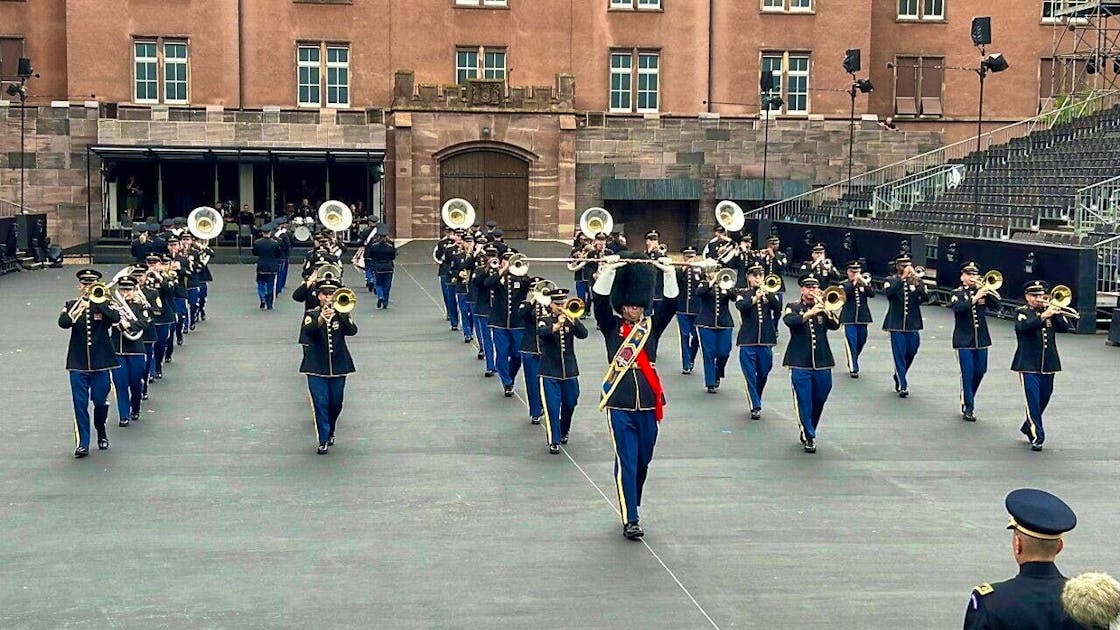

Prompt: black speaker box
[
  {"left": 1108, "top": 309, "right": 1120, "bottom": 346},
  {"left": 971, "top": 17, "right": 992, "bottom": 46},
  {"left": 17, "top": 57, "right": 33, "bottom": 78},
  {"left": 760, "top": 70, "right": 774, "bottom": 93},
  {"left": 843, "top": 49, "right": 861, "bottom": 74}
]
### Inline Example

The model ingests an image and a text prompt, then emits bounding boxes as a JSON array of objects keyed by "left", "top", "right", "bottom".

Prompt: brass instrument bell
[
  {"left": 579, "top": 207, "right": 613, "bottom": 240},
  {"left": 331, "top": 287, "right": 357, "bottom": 314},
  {"left": 562, "top": 297, "right": 585, "bottom": 320},
  {"left": 508, "top": 253, "right": 529, "bottom": 277},
  {"left": 819, "top": 285, "right": 846, "bottom": 312},
  {"left": 761, "top": 273, "right": 782, "bottom": 293},
  {"left": 441, "top": 198, "right": 476, "bottom": 229}
]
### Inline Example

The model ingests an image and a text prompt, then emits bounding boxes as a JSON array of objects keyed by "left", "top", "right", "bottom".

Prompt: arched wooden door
[{"left": 440, "top": 150, "right": 529, "bottom": 238}]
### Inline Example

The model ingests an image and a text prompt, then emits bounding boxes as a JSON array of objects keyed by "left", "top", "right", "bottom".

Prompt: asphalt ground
[{"left": 1, "top": 239, "right": 1118, "bottom": 629}]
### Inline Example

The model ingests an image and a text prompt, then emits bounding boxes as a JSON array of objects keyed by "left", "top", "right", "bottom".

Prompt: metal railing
[
  {"left": 750, "top": 89, "right": 1120, "bottom": 221},
  {"left": 870, "top": 164, "right": 966, "bottom": 216},
  {"left": 1095, "top": 234, "right": 1120, "bottom": 296},
  {"left": 1074, "top": 174, "right": 1120, "bottom": 235},
  {"left": 0, "top": 198, "right": 34, "bottom": 218}
]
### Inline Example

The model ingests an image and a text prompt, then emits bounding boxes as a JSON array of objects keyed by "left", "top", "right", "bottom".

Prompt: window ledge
[
  {"left": 293, "top": 0, "right": 353, "bottom": 4},
  {"left": 453, "top": 4, "right": 512, "bottom": 10}
]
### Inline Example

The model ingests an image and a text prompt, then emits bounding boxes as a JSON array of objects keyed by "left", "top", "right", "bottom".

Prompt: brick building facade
[{"left": 0, "top": 0, "right": 1086, "bottom": 248}]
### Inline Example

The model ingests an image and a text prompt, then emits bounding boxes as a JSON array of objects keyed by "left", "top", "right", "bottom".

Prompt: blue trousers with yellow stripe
[
  {"left": 843, "top": 324, "right": 868, "bottom": 374},
  {"left": 791, "top": 367, "right": 832, "bottom": 442},
  {"left": 957, "top": 348, "right": 988, "bottom": 415},
  {"left": 456, "top": 294, "right": 474, "bottom": 341},
  {"left": 307, "top": 375, "right": 346, "bottom": 445},
  {"left": 69, "top": 370, "right": 111, "bottom": 449},
  {"left": 112, "top": 355, "right": 145, "bottom": 421},
  {"left": 475, "top": 315, "right": 497, "bottom": 372},
  {"left": 520, "top": 353, "right": 543, "bottom": 418},
  {"left": 697, "top": 327, "right": 732, "bottom": 388},
  {"left": 541, "top": 376, "right": 579, "bottom": 445},
  {"left": 1020, "top": 372, "right": 1055, "bottom": 444},
  {"left": 889, "top": 331, "right": 920, "bottom": 391},
  {"left": 607, "top": 408, "right": 658, "bottom": 526},
  {"left": 738, "top": 345, "right": 773, "bottom": 411}
]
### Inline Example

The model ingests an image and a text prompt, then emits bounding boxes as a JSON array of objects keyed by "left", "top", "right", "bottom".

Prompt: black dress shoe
[
  {"left": 74, "top": 446, "right": 89, "bottom": 458},
  {"left": 97, "top": 438, "right": 110, "bottom": 450},
  {"left": 153, "top": 373, "right": 163, "bottom": 380},
  {"left": 141, "top": 391, "right": 149, "bottom": 401},
  {"left": 962, "top": 411, "right": 977, "bottom": 422},
  {"left": 849, "top": 371, "right": 859, "bottom": 379},
  {"left": 451, "top": 326, "right": 459, "bottom": 331},
  {"left": 623, "top": 522, "right": 644, "bottom": 540},
  {"left": 530, "top": 415, "right": 542, "bottom": 425},
  {"left": 130, "top": 412, "right": 140, "bottom": 423},
  {"left": 750, "top": 408, "right": 761, "bottom": 420},
  {"left": 1031, "top": 440, "right": 1044, "bottom": 452},
  {"left": 260, "top": 301, "right": 266, "bottom": 309},
  {"left": 549, "top": 444, "right": 560, "bottom": 455},
  {"left": 118, "top": 418, "right": 130, "bottom": 427},
  {"left": 317, "top": 444, "right": 329, "bottom": 454},
  {"left": 328, "top": 435, "right": 335, "bottom": 446},
  {"left": 681, "top": 367, "right": 692, "bottom": 375},
  {"left": 560, "top": 434, "right": 569, "bottom": 444},
  {"left": 464, "top": 337, "right": 473, "bottom": 343},
  {"left": 476, "top": 352, "right": 485, "bottom": 360},
  {"left": 503, "top": 386, "right": 513, "bottom": 397},
  {"left": 898, "top": 390, "right": 909, "bottom": 399},
  {"left": 176, "top": 338, "right": 183, "bottom": 346},
  {"left": 803, "top": 439, "right": 817, "bottom": 453},
  {"left": 484, "top": 370, "right": 495, "bottom": 378},
  {"left": 706, "top": 386, "right": 717, "bottom": 394}
]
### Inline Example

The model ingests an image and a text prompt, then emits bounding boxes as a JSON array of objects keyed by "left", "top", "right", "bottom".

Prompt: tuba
[
  {"left": 441, "top": 198, "right": 476, "bottom": 230},
  {"left": 187, "top": 206, "right": 224, "bottom": 241},
  {"left": 331, "top": 287, "right": 357, "bottom": 314},
  {"left": 715, "top": 200, "right": 746, "bottom": 232},
  {"left": 579, "top": 207, "right": 613, "bottom": 240},
  {"left": 318, "top": 200, "right": 353, "bottom": 233}
]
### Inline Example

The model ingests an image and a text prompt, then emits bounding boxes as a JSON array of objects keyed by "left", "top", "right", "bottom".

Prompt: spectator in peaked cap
[
  {"left": 962, "top": 488, "right": 1079, "bottom": 630},
  {"left": 1062, "top": 572, "right": 1120, "bottom": 630}
]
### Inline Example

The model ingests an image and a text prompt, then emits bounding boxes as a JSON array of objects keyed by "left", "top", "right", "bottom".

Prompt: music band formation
[{"left": 427, "top": 198, "right": 1079, "bottom": 539}]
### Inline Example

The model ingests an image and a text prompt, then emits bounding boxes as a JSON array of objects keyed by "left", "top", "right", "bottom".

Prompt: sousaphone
[
  {"left": 579, "top": 207, "right": 613, "bottom": 240},
  {"left": 715, "top": 200, "right": 746, "bottom": 232},
  {"left": 318, "top": 200, "right": 353, "bottom": 232},
  {"left": 441, "top": 198, "right": 476, "bottom": 230},
  {"left": 187, "top": 206, "right": 224, "bottom": 241}
]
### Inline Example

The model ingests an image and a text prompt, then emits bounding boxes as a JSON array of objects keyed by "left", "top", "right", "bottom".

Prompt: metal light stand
[{"left": 973, "top": 46, "right": 989, "bottom": 238}]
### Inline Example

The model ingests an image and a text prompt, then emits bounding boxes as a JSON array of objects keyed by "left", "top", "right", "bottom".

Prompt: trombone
[
  {"left": 1042, "top": 284, "right": 1081, "bottom": 319},
  {"left": 331, "top": 288, "right": 357, "bottom": 315},
  {"left": 561, "top": 297, "right": 585, "bottom": 321},
  {"left": 980, "top": 270, "right": 1002, "bottom": 300},
  {"left": 815, "top": 285, "right": 846, "bottom": 315}
]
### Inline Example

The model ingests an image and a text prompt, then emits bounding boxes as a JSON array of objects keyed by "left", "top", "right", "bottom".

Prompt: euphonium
[
  {"left": 714, "top": 268, "right": 737, "bottom": 291},
  {"left": 531, "top": 279, "right": 556, "bottom": 307},
  {"left": 562, "top": 297, "right": 585, "bottom": 320},
  {"left": 331, "top": 288, "right": 357, "bottom": 314}
]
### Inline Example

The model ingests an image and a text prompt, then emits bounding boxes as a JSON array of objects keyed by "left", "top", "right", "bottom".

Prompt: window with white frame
[
  {"left": 899, "top": 0, "right": 944, "bottom": 20},
  {"left": 164, "top": 42, "right": 188, "bottom": 104},
  {"left": 134, "top": 42, "right": 158, "bottom": 103},
  {"left": 610, "top": 50, "right": 659, "bottom": 112},
  {"left": 134, "top": 39, "right": 189, "bottom": 104},
  {"left": 454, "top": 0, "right": 508, "bottom": 6},
  {"left": 297, "top": 45, "right": 321, "bottom": 106},
  {"left": 636, "top": 52, "right": 659, "bottom": 112},
  {"left": 609, "top": 52, "right": 632, "bottom": 112},
  {"left": 763, "top": 0, "right": 812, "bottom": 12},
  {"left": 456, "top": 46, "right": 506, "bottom": 85},
  {"left": 298, "top": 43, "right": 350, "bottom": 107},
  {"left": 1042, "top": 0, "right": 1087, "bottom": 23},
  {"left": 761, "top": 52, "right": 810, "bottom": 115},
  {"left": 610, "top": 0, "right": 661, "bottom": 10}
]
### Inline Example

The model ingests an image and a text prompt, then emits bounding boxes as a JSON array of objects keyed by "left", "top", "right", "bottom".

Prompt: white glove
[
  {"left": 652, "top": 256, "right": 675, "bottom": 273},
  {"left": 662, "top": 267, "right": 680, "bottom": 299},
  {"left": 593, "top": 265, "right": 617, "bottom": 296}
]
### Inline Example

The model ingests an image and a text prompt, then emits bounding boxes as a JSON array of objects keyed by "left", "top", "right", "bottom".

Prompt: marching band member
[
  {"left": 109, "top": 276, "right": 151, "bottom": 427},
  {"left": 536, "top": 288, "right": 588, "bottom": 454},
  {"left": 592, "top": 252, "right": 679, "bottom": 540},
  {"left": 450, "top": 235, "right": 477, "bottom": 345},
  {"left": 644, "top": 230, "right": 666, "bottom": 313},
  {"left": 300, "top": 278, "right": 358, "bottom": 454},
  {"left": 191, "top": 236, "right": 214, "bottom": 322},
  {"left": 252, "top": 223, "right": 282, "bottom": 310},
  {"left": 131, "top": 264, "right": 159, "bottom": 400},
  {"left": 179, "top": 233, "right": 202, "bottom": 330},
  {"left": 366, "top": 228, "right": 397, "bottom": 309},
  {"left": 797, "top": 244, "right": 842, "bottom": 286},
  {"left": 782, "top": 273, "right": 840, "bottom": 453},
  {"left": 695, "top": 264, "right": 735, "bottom": 394},
  {"left": 59, "top": 269, "right": 121, "bottom": 457},
  {"left": 702, "top": 225, "right": 732, "bottom": 260},
  {"left": 471, "top": 246, "right": 499, "bottom": 376},
  {"left": 434, "top": 227, "right": 461, "bottom": 329},
  {"left": 838, "top": 261, "right": 875, "bottom": 378},
  {"left": 1012, "top": 280, "right": 1070, "bottom": 452},
  {"left": 152, "top": 254, "right": 178, "bottom": 368},
  {"left": 882, "top": 254, "right": 928, "bottom": 398},
  {"left": 674, "top": 246, "right": 703, "bottom": 375},
  {"left": 486, "top": 253, "right": 529, "bottom": 397},
  {"left": 275, "top": 218, "right": 292, "bottom": 294},
  {"left": 951, "top": 262, "right": 1000, "bottom": 422},
  {"left": 518, "top": 278, "right": 547, "bottom": 425},
  {"left": 730, "top": 235, "right": 757, "bottom": 289},
  {"left": 734, "top": 263, "right": 782, "bottom": 420},
  {"left": 758, "top": 235, "right": 788, "bottom": 331},
  {"left": 166, "top": 236, "right": 191, "bottom": 346},
  {"left": 293, "top": 260, "right": 332, "bottom": 345}
]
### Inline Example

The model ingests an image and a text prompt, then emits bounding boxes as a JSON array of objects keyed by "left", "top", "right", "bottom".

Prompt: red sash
[{"left": 621, "top": 321, "right": 665, "bottom": 422}]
